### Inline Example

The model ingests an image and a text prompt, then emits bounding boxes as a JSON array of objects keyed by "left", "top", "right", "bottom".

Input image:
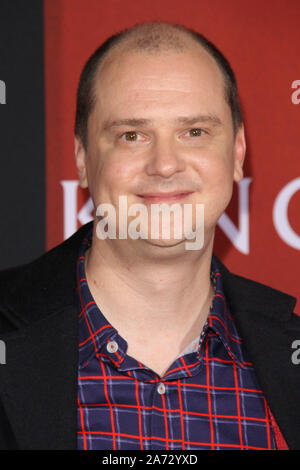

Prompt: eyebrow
[
  {"left": 103, "top": 118, "right": 151, "bottom": 130},
  {"left": 176, "top": 114, "right": 222, "bottom": 127},
  {"left": 102, "top": 114, "right": 222, "bottom": 131}
]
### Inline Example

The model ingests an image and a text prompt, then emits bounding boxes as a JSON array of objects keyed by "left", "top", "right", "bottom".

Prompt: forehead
[{"left": 92, "top": 44, "right": 227, "bottom": 121}]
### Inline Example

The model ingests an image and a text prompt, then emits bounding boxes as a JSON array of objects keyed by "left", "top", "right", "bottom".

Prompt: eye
[
  {"left": 188, "top": 128, "right": 205, "bottom": 137},
  {"left": 121, "top": 131, "right": 139, "bottom": 142}
]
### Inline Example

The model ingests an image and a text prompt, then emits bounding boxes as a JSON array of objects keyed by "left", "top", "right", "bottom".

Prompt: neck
[{"left": 84, "top": 224, "right": 216, "bottom": 347}]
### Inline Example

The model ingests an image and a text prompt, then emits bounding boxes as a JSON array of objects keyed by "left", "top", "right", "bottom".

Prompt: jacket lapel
[
  {"left": 215, "top": 255, "right": 300, "bottom": 450},
  {"left": 0, "top": 304, "right": 78, "bottom": 449},
  {"left": 234, "top": 308, "right": 300, "bottom": 450},
  {"left": 0, "top": 222, "right": 90, "bottom": 449}
]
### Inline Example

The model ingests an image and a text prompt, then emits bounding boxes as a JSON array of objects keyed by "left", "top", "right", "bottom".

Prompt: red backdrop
[{"left": 44, "top": 0, "right": 300, "bottom": 305}]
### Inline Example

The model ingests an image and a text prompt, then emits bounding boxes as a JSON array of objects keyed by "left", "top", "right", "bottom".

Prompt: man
[{"left": 0, "top": 22, "right": 299, "bottom": 451}]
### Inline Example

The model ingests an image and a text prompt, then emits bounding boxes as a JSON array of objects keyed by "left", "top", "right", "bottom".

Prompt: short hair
[{"left": 75, "top": 22, "right": 243, "bottom": 149}]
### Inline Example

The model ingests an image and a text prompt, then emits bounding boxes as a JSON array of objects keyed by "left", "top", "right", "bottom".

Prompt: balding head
[
  {"left": 75, "top": 22, "right": 243, "bottom": 150},
  {"left": 105, "top": 22, "right": 192, "bottom": 55}
]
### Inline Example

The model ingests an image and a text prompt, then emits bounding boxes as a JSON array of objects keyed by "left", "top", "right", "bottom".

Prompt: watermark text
[{"left": 95, "top": 196, "right": 205, "bottom": 250}]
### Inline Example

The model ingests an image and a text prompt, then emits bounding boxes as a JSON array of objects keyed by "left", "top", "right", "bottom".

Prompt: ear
[
  {"left": 233, "top": 124, "right": 246, "bottom": 183},
  {"left": 74, "top": 135, "right": 88, "bottom": 188}
]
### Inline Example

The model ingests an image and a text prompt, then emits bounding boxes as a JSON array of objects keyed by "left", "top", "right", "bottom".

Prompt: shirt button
[
  {"left": 106, "top": 340, "right": 118, "bottom": 353},
  {"left": 157, "top": 382, "right": 166, "bottom": 395}
]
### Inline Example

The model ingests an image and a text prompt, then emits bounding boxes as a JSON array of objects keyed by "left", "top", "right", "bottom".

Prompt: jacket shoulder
[
  {"left": 0, "top": 222, "right": 93, "bottom": 334},
  {"left": 213, "top": 253, "right": 298, "bottom": 321}
]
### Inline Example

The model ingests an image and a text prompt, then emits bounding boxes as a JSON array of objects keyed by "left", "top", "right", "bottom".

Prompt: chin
[{"left": 141, "top": 239, "right": 188, "bottom": 256}]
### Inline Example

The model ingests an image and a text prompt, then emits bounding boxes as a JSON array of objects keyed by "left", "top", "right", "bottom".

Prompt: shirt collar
[
  {"left": 205, "top": 255, "right": 246, "bottom": 369},
  {"left": 77, "top": 228, "right": 246, "bottom": 369},
  {"left": 77, "top": 226, "right": 118, "bottom": 367}
]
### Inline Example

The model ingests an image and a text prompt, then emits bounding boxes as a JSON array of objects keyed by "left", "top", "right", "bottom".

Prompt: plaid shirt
[{"left": 77, "top": 230, "right": 276, "bottom": 450}]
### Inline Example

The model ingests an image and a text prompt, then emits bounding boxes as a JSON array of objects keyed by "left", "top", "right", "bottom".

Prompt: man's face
[{"left": 75, "top": 43, "right": 245, "bottom": 251}]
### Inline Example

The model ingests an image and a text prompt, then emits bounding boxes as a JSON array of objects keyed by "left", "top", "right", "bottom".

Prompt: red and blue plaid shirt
[{"left": 77, "top": 230, "right": 276, "bottom": 450}]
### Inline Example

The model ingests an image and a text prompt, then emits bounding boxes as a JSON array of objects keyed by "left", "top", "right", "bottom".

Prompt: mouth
[{"left": 136, "top": 191, "right": 194, "bottom": 203}]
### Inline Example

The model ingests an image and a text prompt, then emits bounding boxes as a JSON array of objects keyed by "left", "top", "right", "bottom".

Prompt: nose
[{"left": 145, "top": 135, "right": 186, "bottom": 178}]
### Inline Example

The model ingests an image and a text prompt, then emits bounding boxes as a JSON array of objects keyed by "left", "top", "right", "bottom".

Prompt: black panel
[{"left": 0, "top": 0, "right": 45, "bottom": 269}]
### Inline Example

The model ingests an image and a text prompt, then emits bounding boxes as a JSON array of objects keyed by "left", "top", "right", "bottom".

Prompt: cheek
[
  {"left": 92, "top": 156, "right": 139, "bottom": 202},
  {"left": 107, "top": 161, "right": 134, "bottom": 187},
  {"left": 193, "top": 151, "right": 235, "bottom": 213},
  {"left": 106, "top": 149, "right": 145, "bottom": 186},
  {"left": 207, "top": 160, "right": 234, "bottom": 204},
  {"left": 194, "top": 148, "right": 234, "bottom": 186}
]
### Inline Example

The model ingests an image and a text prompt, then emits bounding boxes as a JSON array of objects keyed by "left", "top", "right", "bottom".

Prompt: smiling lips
[{"left": 137, "top": 191, "right": 194, "bottom": 203}]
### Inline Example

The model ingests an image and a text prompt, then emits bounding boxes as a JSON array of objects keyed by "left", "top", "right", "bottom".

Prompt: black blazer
[{"left": 0, "top": 222, "right": 299, "bottom": 450}]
